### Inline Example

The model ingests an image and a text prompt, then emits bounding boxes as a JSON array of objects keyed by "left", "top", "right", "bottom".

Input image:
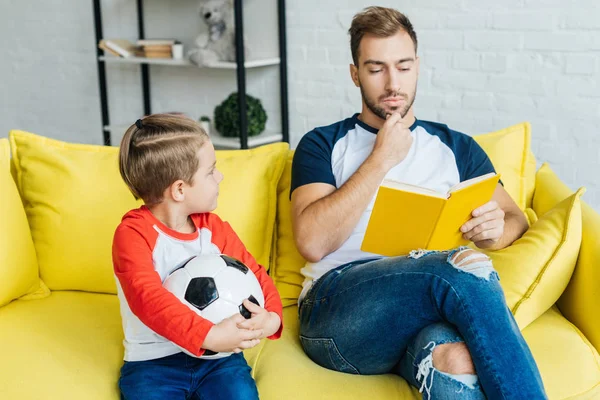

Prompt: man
[{"left": 291, "top": 6, "right": 547, "bottom": 399}]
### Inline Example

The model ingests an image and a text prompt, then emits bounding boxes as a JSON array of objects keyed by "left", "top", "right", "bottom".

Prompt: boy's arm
[
  {"left": 113, "top": 224, "right": 215, "bottom": 356},
  {"left": 207, "top": 215, "right": 283, "bottom": 339}
]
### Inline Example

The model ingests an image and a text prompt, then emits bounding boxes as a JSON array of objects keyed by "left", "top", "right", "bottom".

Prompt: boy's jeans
[
  {"left": 298, "top": 249, "right": 547, "bottom": 399},
  {"left": 119, "top": 352, "right": 258, "bottom": 400}
]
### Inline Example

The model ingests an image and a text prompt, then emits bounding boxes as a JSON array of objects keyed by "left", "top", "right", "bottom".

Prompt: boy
[{"left": 113, "top": 114, "right": 283, "bottom": 399}]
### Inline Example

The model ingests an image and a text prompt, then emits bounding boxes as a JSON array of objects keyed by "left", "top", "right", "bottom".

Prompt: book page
[
  {"left": 382, "top": 179, "right": 447, "bottom": 199},
  {"left": 448, "top": 172, "right": 497, "bottom": 194}
]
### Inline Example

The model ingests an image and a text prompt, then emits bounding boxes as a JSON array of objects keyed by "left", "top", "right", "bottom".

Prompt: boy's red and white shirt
[{"left": 113, "top": 206, "right": 283, "bottom": 362}]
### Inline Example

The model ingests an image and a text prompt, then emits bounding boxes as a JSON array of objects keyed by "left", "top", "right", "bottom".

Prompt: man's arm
[
  {"left": 292, "top": 157, "right": 389, "bottom": 262},
  {"left": 292, "top": 113, "right": 412, "bottom": 262},
  {"left": 461, "top": 183, "right": 528, "bottom": 250}
]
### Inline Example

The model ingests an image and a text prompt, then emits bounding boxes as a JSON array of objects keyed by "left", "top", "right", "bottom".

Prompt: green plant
[
  {"left": 214, "top": 93, "right": 267, "bottom": 137},
  {"left": 199, "top": 115, "right": 210, "bottom": 122}
]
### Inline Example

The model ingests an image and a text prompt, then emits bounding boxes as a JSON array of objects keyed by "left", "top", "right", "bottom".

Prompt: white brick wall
[{"left": 0, "top": 0, "right": 598, "bottom": 210}]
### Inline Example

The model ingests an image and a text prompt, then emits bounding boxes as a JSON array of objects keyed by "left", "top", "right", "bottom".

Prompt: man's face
[{"left": 351, "top": 30, "right": 419, "bottom": 120}]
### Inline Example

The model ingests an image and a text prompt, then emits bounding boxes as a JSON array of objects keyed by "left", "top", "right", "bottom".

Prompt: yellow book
[{"left": 361, "top": 173, "right": 500, "bottom": 256}]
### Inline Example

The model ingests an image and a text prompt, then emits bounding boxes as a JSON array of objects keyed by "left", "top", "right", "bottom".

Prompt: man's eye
[{"left": 370, "top": 70, "right": 381, "bottom": 74}]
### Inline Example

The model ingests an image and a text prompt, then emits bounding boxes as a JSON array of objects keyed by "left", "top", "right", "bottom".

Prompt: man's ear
[
  {"left": 349, "top": 63, "right": 360, "bottom": 87},
  {"left": 168, "top": 180, "right": 186, "bottom": 202},
  {"left": 415, "top": 56, "right": 420, "bottom": 78}
]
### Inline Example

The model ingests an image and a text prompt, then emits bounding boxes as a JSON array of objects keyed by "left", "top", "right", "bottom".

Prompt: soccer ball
[{"left": 163, "top": 253, "right": 265, "bottom": 359}]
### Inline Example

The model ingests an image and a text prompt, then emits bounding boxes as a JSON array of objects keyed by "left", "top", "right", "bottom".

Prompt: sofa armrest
[
  {"left": 533, "top": 163, "right": 600, "bottom": 352},
  {"left": 557, "top": 201, "right": 600, "bottom": 352}
]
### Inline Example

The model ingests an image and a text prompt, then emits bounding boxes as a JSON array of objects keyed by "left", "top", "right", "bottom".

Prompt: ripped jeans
[{"left": 298, "top": 248, "right": 547, "bottom": 400}]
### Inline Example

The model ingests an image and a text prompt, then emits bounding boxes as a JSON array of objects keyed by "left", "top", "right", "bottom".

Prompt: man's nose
[{"left": 385, "top": 70, "right": 401, "bottom": 93}]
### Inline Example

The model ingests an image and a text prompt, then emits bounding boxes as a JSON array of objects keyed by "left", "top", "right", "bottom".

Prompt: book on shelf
[
  {"left": 98, "top": 39, "right": 141, "bottom": 58},
  {"left": 136, "top": 39, "right": 177, "bottom": 46},
  {"left": 361, "top": 172, "right": 501, "bottom": 256}
]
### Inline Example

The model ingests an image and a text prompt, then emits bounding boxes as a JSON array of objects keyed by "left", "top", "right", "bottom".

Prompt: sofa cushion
[
  {"left": 473, "top": 122, "right": 536, "bottom": 210},
  {"left": 479, "top": 189, "right": 584, "bottom": 329},
  {"left": 534, "top": 163, "right": 600, "bottom": 352},
  {"left": 0, "top": 291, "right": 265, "bottom": 399},
  {"left": 212, "top": 143, "right": 288, "bottom": 269},
  {"left": 249, "top": 306, "right": 600, "bottom": 400},
  {"left": 0, "top": 138, "right": 49, "bottom": 307},
  {"left": 271, "top": 152, "right": 306, "bottom": 307},
  {"left": 9, "top": 130, "right": 141, "bottom": 293},
  {"left": 253, "top": 307, "right": 420, "bottom": 399},
  {"left": 523, "top": 306, "right": 600, "bottom": 399},
  {"left": 9, "top": 130, "right": 288, "bottom": 293}
]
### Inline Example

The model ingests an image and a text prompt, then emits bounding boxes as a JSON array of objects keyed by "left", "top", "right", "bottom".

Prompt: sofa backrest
[{"left": 7, "top": 130, "right": 288, "bottom": 295}]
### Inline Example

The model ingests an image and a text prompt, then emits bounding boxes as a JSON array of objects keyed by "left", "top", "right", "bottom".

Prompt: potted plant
[{"left": 214, "top": 93, "right": 267, "bottom": 138}]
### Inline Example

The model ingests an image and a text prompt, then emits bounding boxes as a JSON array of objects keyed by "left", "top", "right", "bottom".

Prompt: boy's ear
[{"left": 169, "top": 180, "right": 186, "bottom": 202}]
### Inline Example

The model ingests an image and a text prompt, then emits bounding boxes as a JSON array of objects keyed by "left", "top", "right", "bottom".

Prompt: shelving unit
[{"left": 92, "top": 0, "right": 289, "bottom": 149}]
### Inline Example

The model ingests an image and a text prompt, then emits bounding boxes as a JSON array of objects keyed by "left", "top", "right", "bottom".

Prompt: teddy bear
[{"left": 188, "top": 0, "right": 247, "bottom": 66}]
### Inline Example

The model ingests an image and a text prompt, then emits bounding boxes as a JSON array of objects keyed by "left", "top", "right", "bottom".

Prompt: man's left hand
[{"left": 460, "top": 200, "right": 505, "bottom": 249}]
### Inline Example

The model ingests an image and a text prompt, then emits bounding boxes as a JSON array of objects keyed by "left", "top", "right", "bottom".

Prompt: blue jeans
[
  {"left": 119, "top": 352, "right": 259, "bottom": 400},
  {"left": 298, "top": 249, "right": 547, "bottom": 399}
]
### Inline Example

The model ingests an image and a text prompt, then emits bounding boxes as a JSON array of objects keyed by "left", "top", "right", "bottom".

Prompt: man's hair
[
  {"left": 349, "top": 6, "right": 418, "bottom": 66},
  {"left": 119, "top": 113, "right": 209, "bottom": 205}
]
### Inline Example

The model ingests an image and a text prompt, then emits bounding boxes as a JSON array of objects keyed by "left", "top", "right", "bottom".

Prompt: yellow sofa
[{"left": 1, "top": 124, "right": 599, "bottom": 399}]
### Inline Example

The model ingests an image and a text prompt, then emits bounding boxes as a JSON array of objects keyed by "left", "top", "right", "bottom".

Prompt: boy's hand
[
  {"left": 236, "top": 299, "right": 281, "bottom": 339},
  {"left": 202, "top": 314, "right": 263, "bottom": 354}
]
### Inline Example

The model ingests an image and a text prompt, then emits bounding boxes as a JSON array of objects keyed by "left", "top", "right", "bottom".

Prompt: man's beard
[{"left": 360, "top": 85, "right": 416, "bottom": 120}]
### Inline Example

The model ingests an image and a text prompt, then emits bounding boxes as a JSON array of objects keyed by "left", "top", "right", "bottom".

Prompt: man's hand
[
  {"left": 236, "top": 299, "right": 281, "bottom": 339},
  {"left": 460, "top": 200, "right": 506, "bottom": 249},
  {"left": 202, "top": 314, "right": 263, "bottom": 354},
  {"left": 371, "top": 112, "right": 413, "bottom": 171}
]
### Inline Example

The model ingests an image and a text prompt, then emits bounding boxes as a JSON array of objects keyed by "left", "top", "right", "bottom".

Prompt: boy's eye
[{"left": 370, "top": 70, "right": 381, "bottom": 74}]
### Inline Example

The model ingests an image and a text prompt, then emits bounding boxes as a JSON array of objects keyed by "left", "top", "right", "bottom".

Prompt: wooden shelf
[
  {"left": 99, "top": 55, "right": 280, "bottom": 69},
  {"left": 210, "top": 131, "right": 283, "bottom": 149}
]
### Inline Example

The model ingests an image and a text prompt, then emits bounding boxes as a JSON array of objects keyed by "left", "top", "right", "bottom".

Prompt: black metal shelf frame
[{"left": 92, "top": 0, "right": 289, "bottom": 149}]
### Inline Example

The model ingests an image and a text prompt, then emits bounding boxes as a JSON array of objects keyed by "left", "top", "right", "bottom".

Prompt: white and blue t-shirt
[{"left": 291, "top": 113, "right": 497, "bottom": 302}]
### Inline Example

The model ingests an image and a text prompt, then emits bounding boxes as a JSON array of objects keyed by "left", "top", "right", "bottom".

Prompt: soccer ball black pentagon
[{"left": 163, "top": 254, "right": 265, "bottom": 359}]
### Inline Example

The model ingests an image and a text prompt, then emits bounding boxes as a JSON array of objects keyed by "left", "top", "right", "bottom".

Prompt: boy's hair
[
  {"left": 349, "top": 6, "right": 418, "bottom": 66},
  {"left": 119, "top": 113, "right": 209, "bottom": 205}
]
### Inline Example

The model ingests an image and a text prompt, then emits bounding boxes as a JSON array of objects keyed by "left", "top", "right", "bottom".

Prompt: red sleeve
[
  {"left": 203, "top": 214, "right": 284, "bottom": 340},
  {"left": 112, "top": 220, "right": 214, "bottom": 356}
]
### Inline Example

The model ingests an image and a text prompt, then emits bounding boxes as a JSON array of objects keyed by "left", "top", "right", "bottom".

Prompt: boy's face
[{"left": 185, "top": 141, "right": 223, "bottom": 213}]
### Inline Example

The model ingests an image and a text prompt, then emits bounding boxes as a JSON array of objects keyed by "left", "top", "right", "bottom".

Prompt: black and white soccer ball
[{"left": 163, "top": 253, "right": 265, "bottom": 359}]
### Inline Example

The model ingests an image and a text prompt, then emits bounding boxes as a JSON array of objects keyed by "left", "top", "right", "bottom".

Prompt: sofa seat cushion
[
  {"left": 0, "top": 292, "right": 265, "bottom": 399},
  {"left": 250, "top": 306, "right": 600, "bottom": 400}
]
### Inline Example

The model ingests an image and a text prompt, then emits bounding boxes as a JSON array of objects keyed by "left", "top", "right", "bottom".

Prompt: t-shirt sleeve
[
  {"left": 206, "top": 214, "right": 284, "bottom": 340},
  {"left": 456, "top": 134, "right": 499, "bottom": 182},
  {"left": 290, "top": 130, "right": 336, "bottom": 197},
  {"left": 113, "top": 223, "right": 214, "bottom": 357}
]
